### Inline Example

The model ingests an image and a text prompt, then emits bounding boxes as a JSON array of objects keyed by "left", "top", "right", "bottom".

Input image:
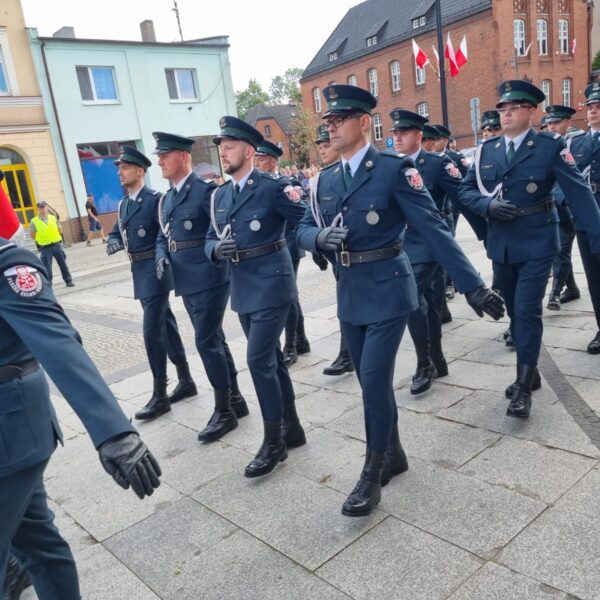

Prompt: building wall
[{"left": 254, "top": 117, "right": 292, "bottom": 163}]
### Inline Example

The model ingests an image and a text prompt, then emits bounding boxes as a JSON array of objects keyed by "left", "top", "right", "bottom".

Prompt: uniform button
[
  {"left": 232, "top": 233, "right": 237, "bottom": 237},
  {"left": 504, "top": 176, "right": 508, "bottom": 180},
  {"left": 369, "top": 204, "right": 374, "bottom": 208},
  {"left": 343, "top": 206, "right": 348, "bottom": 211},
  {"left": 232, "top": 218, "right": 236, "bottom": 223},
  {"left": 394, "top": 271, "right": 399, "bottom": 276}
]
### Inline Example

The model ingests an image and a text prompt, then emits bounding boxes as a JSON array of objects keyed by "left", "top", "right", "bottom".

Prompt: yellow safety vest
[{"left": 31, "top": 214, "right": 62, "bottom": 246}]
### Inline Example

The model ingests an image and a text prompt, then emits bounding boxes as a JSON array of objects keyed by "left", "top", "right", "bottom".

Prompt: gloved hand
[
  {"left": 98, "top": 432, "right": 161, "bottom": 499},
  {"left": 315, "top": 226, "right": 348, "bottom": 252},
  {"left": 465, "top": 285, "right": 505, "bottom": 320},
  {"left": 214, "top": 238, "right": 238, "bottom": 260},
  {"left": 155, "top": 256, "right": 170, "bottom": 281},
  {"left": 106, "top": 239, "right": 124, "bottom": 256},
  {"left": 560, "top": 221, "right": 575, "bottom": 237},
  {"left": 311, "top": 252, "right": 329, "bottom": 271},
  {"left": 488, "top": 198, "right": 518, "bottom": 221}
]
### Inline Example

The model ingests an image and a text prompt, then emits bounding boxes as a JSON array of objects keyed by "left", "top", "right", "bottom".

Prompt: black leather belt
[
  {"left": 0, "top": 358, "right": 39, "bottom": 384},
  {"left": 128, "top": 250, "right": 155, "bottom": 263},
  {"left": 513, "top": 199, "right": 555, "bottom": 216},
  {"left": 336, "top": 243, "right": 404, "bottom": 267},
  {"left": 168, "top": 239, "right": 203, "bottom": 252},
  {"left": 231, "top": 239, "right": 287, "bottom": 264}
]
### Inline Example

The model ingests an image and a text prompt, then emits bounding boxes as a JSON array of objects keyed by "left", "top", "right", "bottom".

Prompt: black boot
[
  {"left": 429, "top": 336, "right": 449, "bottom": 377},
  {"left": 441, "top": 300, "right": 453, "bottom": 324},
  {"left": 283, "top": 344, "right": 298, "bottom": 367},
  {"left": 197, "top": 389, "right": 238, "bottom": 442},
  {"left": 504, "top": 328, "right": 515, "bottom": 347},
  {"left": 323, "top": 336, "right": 354, "bottom": 376},
  {"left": 506, "top": 363, "right": 535, "bottom": 418},
  {"left": 560, "top": 269, "right": 580, "bottom": 303},
  {"left": 587, "top": 331, "right": 600, "bottom": 355},
  {"left": 135, "top": 378, "right": 170, "bottom": 420},
  {"left": 245, "top": 420, "right": 287, "bottom": 477},
  {"left": 445, "top": 283, "right": 455, "bottom": 299},
  {"left": 505, "top": 368, "right": 542, "bottom": 398},
  {"left": 282, "top": 401, "right": 306, "bottom": 449},
  {"left": 295, "top": 318, "right": 311, "bottom": 355},
  {"left": 546, "top": 280, "right": 562, "bottom": 311},
  {"left": 381, "top": 425, "right": 408, "bottom": 487},
  {"left": 3, "top": 557, "right": 32, "bottom": 600},
  {"left": 230, "top": 376, "right": 249, "bottom": 418},
  {"left": 168, "top": 362, "right": 197, "bottom": 403},
  {"left": 342, "top": 450, "right": 385, "bottom": 517},
  {"left": 410, "top": 344, "right": 437, "bottom": 395}
]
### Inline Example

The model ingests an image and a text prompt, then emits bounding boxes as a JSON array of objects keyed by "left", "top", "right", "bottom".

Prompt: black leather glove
[
  {"left": 155, "top": 256, "right": 170, "bottom": 281},
  {"left": 560, "top": 221, "right": 575, "bottom": 237},
  {"left": 315, "top": 226, "right": 348, "bottom": 252},
  {"left": 214, "top": 238, "right": 238, "bottom": 260},
  {"left": 98, "top": 433, "right": 161, "bottom": 499},
  {"left": 465, "top": 285, "right": 505, "bottom": 320},
  {"left": 311, "top": 252, "right": 329, "bottom": 271},
  {"left": 488, "top": 198, "right": 518, "bottom": 221},
  {"left": 106, "top": 239, "right": 124, "bottom": 256}
]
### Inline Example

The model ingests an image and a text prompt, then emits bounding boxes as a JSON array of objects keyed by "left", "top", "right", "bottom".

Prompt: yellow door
[{"left": 0, "top": 164, "right": 36, "bottom": 226}]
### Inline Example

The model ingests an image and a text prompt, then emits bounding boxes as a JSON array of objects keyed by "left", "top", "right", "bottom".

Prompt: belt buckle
[
  {"left": 339, "top": 250, "right": 351, "bottom": 267},
  {"left": 169, "top": 240, "right": 177, "bottom": 252},
  {"left": 230, "top": 251, "right": 240, "bottom": 264}
]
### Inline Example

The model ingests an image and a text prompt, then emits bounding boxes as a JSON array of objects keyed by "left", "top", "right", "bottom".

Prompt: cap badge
[
  {"left": 504, "top": 82, "right": 512, "bottom": 92},
  {"left": 219, "top": 117, "right": 226, "bottom": 128},
  {"left": 328, "top": 88, "right": 338, "bottom": 99}
]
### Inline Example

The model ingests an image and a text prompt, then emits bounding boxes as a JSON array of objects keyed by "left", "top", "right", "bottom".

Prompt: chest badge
[
  {"left": 494, "top": 142, "right": 501, "bottom": 149},
  {"left": 526, "top": 183, "right": 537, "bottom": 193},
  {"left": 137, "top": 227, "right": 146, "bottom": 237},
  {"left": 184, "top": 220, "right": 193, "bottom": 230},
  {"left": 366, "top": 211, "right": 380, "bottom": 225},
  {"left": 250, "top": 219, "right": 261, "bottom": 231}
]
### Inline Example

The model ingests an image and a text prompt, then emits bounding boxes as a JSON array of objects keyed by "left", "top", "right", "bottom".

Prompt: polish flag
[
  {"left": 455, "top": 35, "right": 468, "bottom": 67},
  {"left": 0, "top": 171, "right": 24, "bottom": 245},
  {"left": 432, "top": 44, "right": 440, "bottom": 69},
  {"left": 523, "top": 41, "right": 533, "bottom": 56},
  {"left": 444, "top": 33, "right": 460, "bottom": 77},
  {"left": 412, "top": 38, "right": 429, "bottom": 69},
  {"left": 571, "top": 38, "right": 576, "bottom": 55}
]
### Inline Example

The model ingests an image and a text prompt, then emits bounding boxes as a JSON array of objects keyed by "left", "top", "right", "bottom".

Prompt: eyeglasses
[
  {"left": 497, "top": 104, "right": 532, "bottom": 115},
  {"left": 324, "top": 114, "right": 359, "bottom": 129}
]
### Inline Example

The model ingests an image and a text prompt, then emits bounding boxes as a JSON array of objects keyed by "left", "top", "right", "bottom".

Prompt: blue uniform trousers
[
  {"left": 139, "top": 293, "right": 187, "bottom": 379},
  {"left": 238, "top": 306, "right": 294, "bottom": 422},
  {"left": 551, "top": 224, "right": 576, "bottom": 289},
  {"left": 408, "top": 262, "right": 442, "bottom": 349},
  {"left": 0, "top": 459, "right": 80, "bottom": 599},
  {"left": 39, "top": 243, "right": 72, "bottom": 286},
  {"left": 341, "top": 316, "right": 408, "bottom": 453},
  {"left": 181, "top": 283, "right": 237, "bottom": 391},
  {"left": 493, "top": 256, "right": 554, "bottom": 365},
  {"left": 284, "top": 260, "right": 305, "bottom": 344},
  {"left": 576, "top": 231, "right": 600, "bottom": 329}
]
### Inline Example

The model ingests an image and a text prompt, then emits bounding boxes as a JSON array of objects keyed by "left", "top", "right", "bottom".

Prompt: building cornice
[
  {"left": 0, "top": 96, "right": 44, "bottom": 107},
  {"left": 0, "top": 124, "right": 50, "bottom": 134}
]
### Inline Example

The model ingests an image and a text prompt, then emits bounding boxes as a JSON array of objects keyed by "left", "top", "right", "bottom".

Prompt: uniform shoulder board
[
  {"left": 269, "top": 172, "right": 281, "bottom": 180},
  {"left": 566, "top": 129, "right": 586, "bottom": 140},
  {"left": 538, "top": 131, "right": 562, "bottom": 141},
  {"left": 380, "top": 150, "right": 404, "bottom": 158},
  {"left": 321, "top": 160, "right": 340, "bottom": 171},
  {"left": 482, "top": 135, "right": 501, "bottom": 143}
]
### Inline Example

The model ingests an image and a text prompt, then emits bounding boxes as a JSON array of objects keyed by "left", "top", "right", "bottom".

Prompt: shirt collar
[
  {"left": 409, "top": 148, "right": 421, "bottom": 163},
  {"left": 341, "top": 143, "right": 370, "bottom": 177},
  {"left": 232, "top": 167, "right": 254, "bottom": 192},
  {"left": 129, "top": 185, "right": 144, "bottom": 201},
  {"left": 174, "top": 171, "right": 193, "bottom": 193},
  {"left": 504, "top": 129, "right": 530, "bottom": 152}
]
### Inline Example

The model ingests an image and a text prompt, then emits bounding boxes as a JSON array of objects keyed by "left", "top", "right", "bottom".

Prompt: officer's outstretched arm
[
  {"left": 458, "top": 166, "right": 493, "bottom": 217},
  {"left": 275, "top": 179, "right": 309, "bottom": 227}
]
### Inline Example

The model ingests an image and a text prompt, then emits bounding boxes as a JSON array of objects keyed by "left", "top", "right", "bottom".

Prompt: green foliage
[
  {"left": 593, "top": 50, "right": 600, "bottom": 71},
  {"left": 235, "top": 79, "right": 270, "bottom": 119},
  {"left": 290, "top": 104, "right": 318, "bottom": 167},
  {"left": 269, "top": 68, "right": 304, "bottom": 104}
]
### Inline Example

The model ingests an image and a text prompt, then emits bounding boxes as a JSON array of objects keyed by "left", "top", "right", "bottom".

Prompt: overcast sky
[{"left": 21, "top": 0, "right": 357, "bottom": 93}]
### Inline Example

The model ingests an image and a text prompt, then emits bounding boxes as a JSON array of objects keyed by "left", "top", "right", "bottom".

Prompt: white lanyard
[
  {"left": 210, "top": 188, "right": 232, "bottom": 240},
  {"left": 474, "top": 144, "right": 503, "bottom": 200}
]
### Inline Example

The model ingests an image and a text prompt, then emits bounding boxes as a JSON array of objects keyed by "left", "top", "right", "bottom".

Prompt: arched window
[
  {"left": 415, "top": 65, "right": 426, "bottom": 86},
  {"left": 541, "top": 80, "right": 551, "bottom": 110},
  {"left": 514, "top": 19, "right": 526, "bottom": 56},
  {"left": 562, "top": 78, "right": 572, "bottom": 106},
  {"left": 313, "top": 87, "right": 321, "bottom": 113},
  {"left": 537, "top": 19, "right": 548, "bottom": 55},
  {"left": 558, "top": 19, "right": 570, "bottom": 54},
  {"left": 390, "top": 61, "right": 401, "bottom": 92},
  {"left": 368, "top": 68, "right": 379, "bottom": 97},
  {"left": 417, "top": 102, "right": 429, "bottom": 117},
  {"left": 347, "top": 74, "right": 357, "bottom": 86},
  {"left": 373, "top": 113, "right": 383, "bottom": 141}
]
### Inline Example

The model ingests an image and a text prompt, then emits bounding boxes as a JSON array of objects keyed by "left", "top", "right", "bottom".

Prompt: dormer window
[
  {"left": 328, "top": 51, "right": 338, "bottom": 62},
  {"left": 412, "top": 16, "right": 427, "bottom": 28},
  {"left": 367, "top": 35, "right": 378, "bottom": 47}
]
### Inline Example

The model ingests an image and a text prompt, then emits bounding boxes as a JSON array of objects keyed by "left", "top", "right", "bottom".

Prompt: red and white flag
[
  {"left": 455, "top": 35, "right": 468, "bottom": 67},
  {"left": 0, "top": 172, "right": 24, "bottom": 245},
  {"left": 571, "top": 38, "right": 576, "bottom": 55},
  {"left": 412, "top": 38, "right": 429, "bottom": 69},
  {"left": 432, "top": 44, "right": 440, "bottom": 69},
  {"left": 444, "top": 33, "right": 460, "bottom": 77},
  {"left": 523, "top": 41, "right": 533, "bottom": 56}
]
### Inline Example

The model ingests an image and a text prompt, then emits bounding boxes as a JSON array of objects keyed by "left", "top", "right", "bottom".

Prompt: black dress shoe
[
  {"left": 245, "top": 420, "right": 287, "bottom": 477},
  {"left": 342, "top": 450, "right": 385, "bottom": 517},
  {"left": 381, "top": 426, "right": 408, "bottom": 487},
  {"left": 169, "top": 363, "right": 197, "bottom": 403},
  {"left": 198, "top": 390, "right": 238, "bottom": 442},
  {"left": 559, "top": 287, "right": 580, "bottom": 303},
  {"left": 66, "top": 281, "right": 75, "bottom": 287},
  {"left": 3, "top": 557, "right": 32, "bottom": 600},
  {"left": 445, "top": 284, "right": 455, "bottom": 300},
  {"left": 283, "top": 345, "right": 298, "bottom": 367},
  {"left": 505, "top": 368, "right": 542, "bottom": 398},
  {"left": 296, "top": 337, "right": 311, "bottom": 355},
  {"left": 282, "top": 402, "right": 306, "bottom": 448},
  {"left": 587, "top": 331, "right": 600, "bottom": 355},
  {"left": 505, "top": 330, "right": 515, "bottom": 347},
  {"left": 135, "top": 378, "right": 171, "bottom": 420},
  {"left": 546, "top": 294, "right": 561, "bottom": 310},
  {"left": 323, "top": 354, "right": 354, "bottom": 376},
  {"left": 410, "top": 362, "right": 438, "bottom": 395},
  {"left": 441, "top": 306, "right": 453, "bottom": 324}
]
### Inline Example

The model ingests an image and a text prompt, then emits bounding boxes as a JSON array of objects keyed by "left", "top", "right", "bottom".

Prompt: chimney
[
  {"left": 53, "top": 26, "right": 75, "bottom": 38},
  {"left": 140, "top": 20, "right": 156, "bottom": 43}
]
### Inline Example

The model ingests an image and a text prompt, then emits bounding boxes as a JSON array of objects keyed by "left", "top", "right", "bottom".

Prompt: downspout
[{"left": 40, "top": 39, "right": 86, "bottom": 241}]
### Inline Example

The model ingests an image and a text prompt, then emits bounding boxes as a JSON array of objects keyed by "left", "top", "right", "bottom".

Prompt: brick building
[
  {"left": 300, "top": 0, "right": 593, "bottom": 154},
  {"left": 245, "top": 103, "right": 298, "bottom": 163}
]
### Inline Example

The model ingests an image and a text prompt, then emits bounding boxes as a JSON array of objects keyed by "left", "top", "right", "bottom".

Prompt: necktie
[
  {"left": 506, "top": 140, "right": 516, "bottom": 163},
  {"left": 233, "top": 183, "right": 240, "bottom": 203},
  {"left": 343, "top": 162, "right": 353, "bottom": 190},
  {"left": 593, "top": 131, "right": 600, "bottom": 152}
]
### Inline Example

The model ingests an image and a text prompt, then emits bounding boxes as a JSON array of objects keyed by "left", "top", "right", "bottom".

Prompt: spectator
[{"left": 85, "top": 193, "right": 106, "bottom": 246}]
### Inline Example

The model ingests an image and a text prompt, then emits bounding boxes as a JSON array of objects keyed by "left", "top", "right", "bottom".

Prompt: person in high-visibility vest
[{"left": 29, "top": 201, "right": 74, "bottom": 287}]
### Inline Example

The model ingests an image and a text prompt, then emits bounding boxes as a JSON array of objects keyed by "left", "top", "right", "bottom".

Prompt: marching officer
[
  {"left": 421, "top": 124, "right": 441, "bottom": 152},
  {"left": 154, "top": 132, "right": 248, "bottom": 442},
  {"left": 481, "top": 110, "right": 502, "bottom": 140},
  {"left": 254, "top": 140, "right": 311, "bottom": 367},
  {"left": 0, "top": 204, "right": 161, "bottom": 597},
  {"left": 569, "top": 82, "right": 600, "bottom": 353},
  {"left": 460, "top": 80, "right": 600, "bottom": 417},
  {"left": 206, "top": 117, "right": 307, "bottom": 478},
  {"left": 107, "top": 146, "right": 196, "bottom": 419},
  {"left": 391, "top": 109, "right": 466, "bottom": 394},
  {"left": 312, "top": 124, "right": 354, "bottom": 377},
  {"left": 296, "top": 85, "right": 504, "bottom": 517},
  {"left": 543, "top": 106, "right": 579, "bottom": 311}
]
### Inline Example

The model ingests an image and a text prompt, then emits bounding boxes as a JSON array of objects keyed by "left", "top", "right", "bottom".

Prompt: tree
[
  {"left": 236, "top": 79, "right": 270, "bottom": 119},
  {"left": 269, "top": 68, "right": 303, "bottom": 104},
  {"left": 593, "top": 50, "right": 600, "bottom": 71},
  {"left": 290, "top": 103, "right": 319, "bottom": 167}
]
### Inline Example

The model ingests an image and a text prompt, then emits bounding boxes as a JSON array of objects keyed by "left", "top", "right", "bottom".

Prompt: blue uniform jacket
[
  {"left": 205, "top": 169, "right": 307, "bottom": 314},
  {"left": 0, "top": 239, "right": 135, "bottom": 479},
  {"left": 570, "top": 130, "right": 600, "bottom": 209},
  {"left": 296, "top": 146, "right": 483, "bottom": 326},
  {"left": 156, "top": 173, "right": 228, "bottom": 297},
  {"left": 460, "top": 129, "right": 600, "bottom": 263},
  {"left": 108, "top": 186, "right": 174, "bottom": 299}
]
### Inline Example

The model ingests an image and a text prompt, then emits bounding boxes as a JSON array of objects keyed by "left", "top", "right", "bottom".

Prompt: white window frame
[
  {"left": 367, "top": 35, "right": 378, "bottom": 47},
  {"left": 165, "top": 68, "right": 199, "bottom": 101},
  {"left": 76, "top": 66, "right": 119, "bottom": 104},
  {"left": 562, "top": 78, "right": 571, "bottom": 106},
  {"left": 328, "top": 51, "right": 338, "bottom": 62},
  {"left": 368, "top": 68, "right": 379, "bottom": 97},
  {"left": 390, "top": 61, "right": 401, "bottom": 92},
  {"left": 420, "top": 16, "right": 426, "bottom": 26},
  {"left": 0, "top": 28, "right": 19, "bottom": 96},
  {"left": 412, "top": 19, "right": 419, "bottom": 29},
  {"left": 514, "top": 19, "right": 526, "bottom": 56},
  {"left": 313, "top": 87, "right": 322, "bottom": 113},
  {"left": 558, "top": 19, "right": 569, "bottom": 54},
  {"left": 373, "top": 113, "right": 383, "bottom": 141},
  {"left": 347, "top": 74, "right": 357, "bottom": 86},
  {"left": 537, "top": 19, "right": 548, "bottom": 56},
  {"left": 415, "top": 65, "right": 426, "bottom": 86},
  {"left": 264, "top": 124, "right": 272, "bottom": 138},
  {"left": 417, "top": 102, "right": 429, "bottom": 118},
  {"left": 541, "top": 80, "right": 551, "bottom": 111}
]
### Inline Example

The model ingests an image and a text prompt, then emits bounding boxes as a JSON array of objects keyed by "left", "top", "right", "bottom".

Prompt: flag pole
[{"left": 435, "top": 0, "right": 449, "bottom": 126}]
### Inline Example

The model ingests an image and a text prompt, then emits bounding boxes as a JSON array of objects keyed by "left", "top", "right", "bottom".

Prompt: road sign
[
  {"left": 469, "top": 97, "right": 481, "bottom": 144},
  {"left": 386, "top": 137, "right": 394, "bottom": 148}
]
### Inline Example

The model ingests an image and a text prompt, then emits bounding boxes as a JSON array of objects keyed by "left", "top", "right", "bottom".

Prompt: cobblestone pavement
[{"left": 22, "top": 225, "right": 600, "bottom": 600}]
